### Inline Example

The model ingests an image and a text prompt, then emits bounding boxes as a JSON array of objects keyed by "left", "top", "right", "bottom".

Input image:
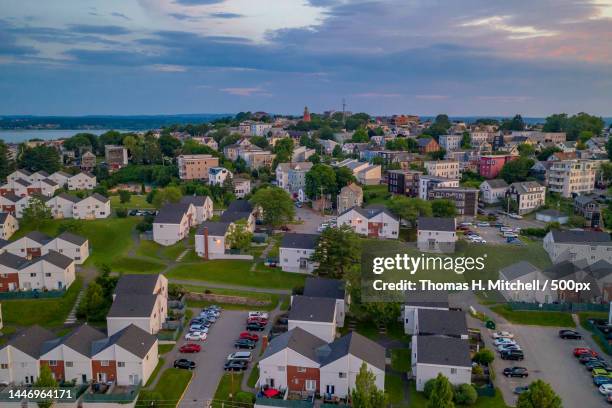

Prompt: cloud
[
  {"left": 68, "top": 24, "right": 130, "bottom": 36},
  {"left": 111, "top": 12, "right": 132, "bottom": 21},
  {"left": 415, "top": 95, "right": 450, "bottom": 100},
  {"left": 173, "top": 0, "right": 225, "bottom": 5},
  {"left": 151, "top": 64, "right": 187, "bottom": 72},
  {"left": 210, "top": 12, "right": 243, "bottom": 18},
  {"left": 477, "top": 95, "right": 534, "bottom": 103},
  {"left": 460, "top": 15, "right": 558, "bottom": 40},
  {"left": 220, "top": 87, "right": 267, "bottom": 96}
]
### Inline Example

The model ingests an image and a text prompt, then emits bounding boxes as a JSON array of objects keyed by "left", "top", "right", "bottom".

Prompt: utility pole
[{"left": 342, "top": 98, "right": 347, "bottom": 127}]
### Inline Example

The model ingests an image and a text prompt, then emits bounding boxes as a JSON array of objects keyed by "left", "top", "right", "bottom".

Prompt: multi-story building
[
  {"left": 276, "top": 162, "right": 313, "bottom": 194},
  {"left": 478, "top": 154, "right": 517, "bottom": 179},
  {"left": 337, "top": 206, "right": 399, "bottom": 239},
  {"left": 424, "top": 160, "right": 460, "bottom": 179},
  {"left": 418, "top": 175, "right": 459, "bottom": 200},
  {"left": 574, "top": 195, "right": 602, "bottom": 228},
  {"left": 104, "top": 145, "right": 128, "bottom": 171},
  {"left": 479, "top": 179, "right": 508, "bottom": 204},
  {"left": 279, "top": 233, "right": 319, "bottom": 273},
  {"left": 208, "top": 167, "right": 233, "bottom": 186},
  {"left": 417, "top": 217, "right": 456, "bottom": 253},
  {"left": 506, "top": 181, "right": 546, "bottom": 215},
  {"left": 67, "top": 172, "right": 97, "bottom": 190},
  {"left": 233, "top": 178, "right": 251, "bottom": 199},
  {"left": 543, "top": 230, "right": 612, "bottom": 265},
  {"left": 177, "top": 154, "right": 220, "bottom": 181},
  {"left": 387, "top": 170, "right": 422, "bottom": 197},
  {"left": 546, "top": 159, "right": 597, "bottom": 198},
  {"left": 80, "top": 151, "right": 97, "bottom": 172},
  {"left": 417, "top": 137, "right": 440, "bottom": 154},
  {"left": 153, "top": 202, "right": 196, "bottom": 246},
  {"left": 292, "top": 146, "right": 316, "bottom": 162},
  {"left": 427, "top": 187, "right": 478, "bottom": 216},
  {"left": 250, "top": 122, "right": 273, "bottom": 136},
  {"left": 336, "top": 183, "right": 363, "bottom": 214},
  {"left": 438, "top": 134, "right": 462, "bottom": 151},
  {"left": 241, "top": 150, "right": 275, "bottom": 169}
]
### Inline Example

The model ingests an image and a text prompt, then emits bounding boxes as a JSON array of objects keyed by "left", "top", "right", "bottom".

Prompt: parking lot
[
  {"left": 482, "top": 322, "right": 607, "bottom": 407},
  {"left": 290, "top": 206, "right": 335, "bottom": 234}
]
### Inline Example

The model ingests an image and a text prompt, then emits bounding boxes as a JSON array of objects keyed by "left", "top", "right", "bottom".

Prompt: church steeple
[{"left": 303, "top": 106, "right": 311, "bottom": 122}]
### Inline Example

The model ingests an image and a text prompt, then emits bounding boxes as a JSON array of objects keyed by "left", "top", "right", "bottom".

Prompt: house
[
  {"left": 546, "top": 159, "right": 596, "bottom": 197},
  {"left": 38, "top": 324, "right": 106, "bottom": 384},
  {"left": 403, "top": 290, "right": 449, "bottom": 334},
  {"left": 479, "top": 179, "right": 508, "bottom": 205},
  {"left": 424, "top": 160, "right": 460, "bottom": 179},
  {"left": 5, "top": 169, "right": 33, "bottom": 184},
  {"left": 0, "top": 212, "right": 18, "bottom": 240},
  {"left": 417, "top": 137, "right": 440, "bottom": 154},
  {"left": 279, "top": 233, "right": 319, "bottom": 273},
  {"left": 241, "top": 150, "right": 275, "bottom": 169},
  {"left": 107, "top": 274, "right": 168, "bottom": 336},
  {"left": 543, "top": 230, "right": 612, "bottom": 265},
  {"left": 153, "top": 203, "right": 195, "bottom": 246},
  {"left": 418, "top": 175, "right": 459, "bottom": 200},
  {"left": 45, "top": 193, "right": 80, "bottom": 219},
  {"left": 412, "top": 335, "right": 472, "bottom": 391},
  {"left": 479, "top": 154, "right": 517, "bottom": 179},
  {"left": 542, "top": 260, "right": 612, "bottom": 303},
  {"left": 80, "top": 151, "right": 97, "bottom": 171},
  {"left": 0, "top": 193, "right": 21, "bottom": 215},
  {"left": 574, "top": 195, "right": 602, "bottom": 228},
  {"left": 336, "top": 183, "right": 363, "bottom": 215},
  {"left": 535, "top": 209, "right": 569, "bottom": 225},
  {"left": 220, "top": 200, "right": 256, "bottom": 232},
  {"left": 387, "top": 170, "right": 422, "bottom": 197},
  {"left": 336, "top": 159, "right": 382, "bottom": 185},
  {"left": 258, "top": 328, "right": 385, "bottom": 399},
  {"left": 177, "top": 154, "right": 220, "bottom": 180},
  {"left": 276, "top": 162, "right": 313, "bottom": 194},
  {"left": 427, "top": 187, "right": 478, "bottom": 216},
  {"left": 104, "top": 145, "right": 129, "bottom": 171},
  {"left": 179, "top": 195, "right": 213, "bottom": 224},
  {"left": 506, "top": 181, "right": 546, "bottom": 215},
  {"left": 292, "top": 146, "right": 316, "bottom": 162},
  {"left": 73, "top": 193, "right": 110, "bottom": 219},
  {"left": 288, "top": 295, "right": 337, "bottom": 342},
  {"left": 0, "top": 178, "right": 58, "bottom": 198},
  {"left": 208, "top": 167, "right": 233, "bottom": 186},
  {"left": 0, "top": 326, "right": 57, "bottom": 385},
  {"left": 67, "top": 172, "right": 97, "bottom": 190},
  {"left": 438, "top": 134, "right": 462, "bottom": 151},
  {"left": 191, "top": 136, "right": 218, "bottom": 151},
  {"left": 319, "top": 139, "right": 338, "bottom": 155},
  {"left": 44, "top": 231, "right": 90, "bottom": 264},
  {"left": 412, "top": 309, "right": 468, "bottom": 339},
  {"left": 195, "top": 221, "right": 233, "bottom": 259},
  {"left": 17, "top": 250, "right": 76, "bottom": 291},
  {"left": 499, "top": 261, "right": 553, "bottom": 303},
  {"left": 417, "top": 217, "right": 456, "bottom": 253},
  {"left": 90, "top": 324, "right": 158, "bottom": 385},
  {"left": 303, "top": 277, "right": 348, "bottom": 327},
  {"left": 233, "top": 178, "right": 251, "bottom": 199},
  {"left": 49, "top": 171, "right": 71, "bottom": 187},
  {"left": 3, "top": 231, "right": 53, "bottom": 258},
  {"left": 337, "top": 205, "right": 399, "bottom": 239}
]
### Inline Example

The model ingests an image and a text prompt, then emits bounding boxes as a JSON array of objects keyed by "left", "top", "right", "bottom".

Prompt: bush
[
  {"left": 423, "top": 378, "right": 436, "bottom": 399},
  {"left": 116, "top": 208, "right": 128, "bottom": 218},
  {"left": 472, "top": 365, "right": 484, "bottom": 376},
  {"left": 473, "top": 348, "right": 495, "bottom": 365},
  {"left": 454, "top": 384, "right": 478, "bottom": 405},
  {"left": 234, "top": 392, "right": 255, "bottom": 403},
  {"left": 520, "top": 227, "right": 547, "bottom": 238}
]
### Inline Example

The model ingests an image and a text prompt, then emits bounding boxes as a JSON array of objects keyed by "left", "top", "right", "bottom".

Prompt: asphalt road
[{"left": 290, "top": 206, "right": 333, "bottom": 234}]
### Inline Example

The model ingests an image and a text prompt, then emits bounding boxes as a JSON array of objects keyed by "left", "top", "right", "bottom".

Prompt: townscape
[{"left": 0, "top": 109, "right": 610, "bottom": 408}]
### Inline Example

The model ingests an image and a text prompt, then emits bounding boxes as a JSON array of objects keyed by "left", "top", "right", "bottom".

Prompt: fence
[
  {"left": 508, "top": 302, "right": 609, "bottom": 313},
  {"left": 82, "top": 383, "right": 141, "bottom": 403},
  {"left": 0, "top": 289, "right": 66, "bottom": 300},
  {"left": 584, "top": 319, "right": 612, "bottom": 355}
]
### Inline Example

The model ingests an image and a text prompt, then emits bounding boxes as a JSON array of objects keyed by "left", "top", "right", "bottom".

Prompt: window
[
  {"left": 118, "top": 362, "right": 125, "bottom": 367},
  {"left": 305, "top": 380, "right": 316, "bottom": 391},
  {"left": 297, "top": 367, "right": 307, "bottom": 373},
  {"left": 338, "top": 372, "right": 347, "bottom": 378},
  {"left": 0, "top": 364, "right": 8, "bottom": 369},
  {"left": 48, "top": 360, "right": 57, "bottom": 366},
  {"left": 450, "top": 368, "right": 457, "bottom": 374},
  {"left": 30, "top": 273, "right": 37, "bottom": 277},
  {"left": 65, "top": 362, "right": 73, "bottom": 367},
  {"left": 45, "top": 273, "right": 51, "bottom": 277},
  {"left": 278, "top": 366, "right": 285, "bottom": 372},
  {"left": 100, "top": 360, "right": 109, "bottom": 367}
]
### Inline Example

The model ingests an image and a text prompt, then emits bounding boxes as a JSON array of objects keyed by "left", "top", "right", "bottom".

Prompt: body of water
[{"left": 0, "top": 129, "right": 130, "bottom": 143}]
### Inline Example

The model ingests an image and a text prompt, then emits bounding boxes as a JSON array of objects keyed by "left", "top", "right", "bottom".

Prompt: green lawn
[
  {"left": 391, "top": 349, "right": 412, "bottom": 373},
  {"left": 385, "top": 373, "right": 407, "bottom": 407},
  {"left": 182, "top": 285, "right": 279, "bottom": 311},
  {"left": 110, "top": 194, "right": 156, "bottom": 210},
  {"left": 162, "top": 242, "right": 188, "bottom": 260},
  {"left": 363, "top": 184, "right": 392, "bottom": 206},
  {"left": 407, "top": 382, "right": 509, "bottom": 408},
  {"left": 135, "top": 240, "right": 164, "bottom": 260},
  {"left": 110, "top": 256, "right": 166, "bottom": 273},
  {"left": 137, "top": 368, "right": 192, "bottom": 407},
  {"left": 247, "top": 364, "right": 259, "bottom": 388},
  {"left": 167, "top": 260, "right": 305, "bottom": 289},
  {"left": 144, "top": 358, "right": 165, "bottom": 387},
  {"left": 2, "top": 277, "right": 83, "bottom": 329},
  {"left": 211, "top": 373, "right": 254, "bottom": 407},
  {"left": 490, "top": 305, "right": 575, "bottom": 327},
  {"left": 158, "top": 344, "right": 175, "bottom": 355}
]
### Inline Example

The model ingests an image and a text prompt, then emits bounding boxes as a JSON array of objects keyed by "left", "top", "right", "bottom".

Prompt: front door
[
  {"left": 129, "top": 374, "right": 139, "bottom": 385},
  {"left": 326, "top": 384, "right": 335, "bottom": 395},
  {"left": 82, "top": 374, "right": 87, "bottom": 383},
  {"left": 299, "top": 258, "right": 308, "bottom": 270},
  {"left": 267, "top": 378, "right": 275, "bottom": 388},
  {"left": 97, "top": 372, "right": 107, "bottom": 383}
]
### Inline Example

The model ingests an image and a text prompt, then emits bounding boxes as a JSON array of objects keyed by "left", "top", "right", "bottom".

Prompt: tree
[
  {"left": 334, "top": 166, "right": 356, "bottom": 190},
  {"left": 500, "top": 157, "right": 534, "bottom": 184},
  {"left": 516, "top": 380, "right": 562, "bottom": 408},
  {"left": 226, "top": 220, "right": 253, "bottom": 251},
  {"left": 152, "top": 186, "right": 182, "bottom": 208},
  {"left": 35, "top": 365, "right": 58, "bottom": 408},
  {"left": 273, "top": 138, "right": 294, "bottom": 165},
  {"left": 454, "top": 384, "right": 477, "bottom": 405},
  {"left": 305, "top": 164, "right": 337, "bottom": 199},
  {"left": 332, "top": 144, "right": 343, "bottom": 158},
  {"left": 501, "top": 114, "right": 525, "bottom": 131},
  {"left": 387, "top": 196, "right": 432, "bottom": 227},
  {"left": 119, "top": 190, "right": 131, "bottom": 204},
  {"left": 312, "top": 225, "right": 360, "bottom": 279},
  {"left": 426, "top": 114, "right": 452, "bottom": 137},
  {"left": 350, "top": 363, "right": 387, "bottom": 408},
  {"left": 351, "top": 128, "right": 369, "bottom": 143},
  {"left": 0, "top": 139, "right": 15, "bottom": 180},
  {"left": 428, "top": 373, "right": 454, "bottom": 408},
  {"left": 600, "top": 162, "right": 612, "bottom": 184},
  {"left": 543, "top": 112, "right": 604, "bottom": 140},
  {"left": 473, "top": 348, "right": 495, "bottom": 365},
  {"left": 460, "top": 132, "right": 471, "bottom": 149},
  {"left": 21, "top": 197, "right": 52, "bottom": 229},
  {"left": 77, "top": 281, "right": 108, "bottom": 321},
  {"left": 250, "top": 136, "right": 269, "bottom": 149},
  {"left": 362, "top": 302, "right": 401, "bottom": 326},
  {"left": 537, "top": 146, "right": 561, "bottom": 161},
  {"left": 518, "top": 143, "right": 535, "bottom": 157},
  {"left": 18, "top": 145, "right": 61, "bottom": 173},
  {"left": 432, "top": 199, "right": 456, "bottom": 217},
  {"left": 607, "top": 138, "right": 612, "bottom": 159},
  {"left": 159, "top": 134, "right": 181, "bottom": 157},
  {"left": 250, "top": 187, "right": 295, "bottom": 227}
]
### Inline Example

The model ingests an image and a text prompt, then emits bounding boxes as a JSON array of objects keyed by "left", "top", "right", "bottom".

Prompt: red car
[
  {"left": 179, "top": 343, "right": 201, "bottom": 353},
  {"left": 240, "top": 332, "right": 259, "bottom": 342},
  {"left": 573, "top": 347, "right": 596, "bottom": 357}
]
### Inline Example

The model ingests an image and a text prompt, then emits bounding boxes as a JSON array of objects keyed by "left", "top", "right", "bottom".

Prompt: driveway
[
  {"left": 290, "top": 207, "right": 334, "bottom": 234},
  {"left": 174, "top": 309, "right": 248, "bottom": 407}
]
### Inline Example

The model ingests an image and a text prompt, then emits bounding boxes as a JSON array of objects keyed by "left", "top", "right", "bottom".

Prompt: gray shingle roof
[
  {"left": 289, "top": 295, "right": 336, "bottom": 323},
  {"left": 108, "top": 294, "right": 157, "bottom": 318},
  {"left": 154, "top": 203, "right": 190, "bottom": 224},
  {"left": 417, "top": 309, "right": 467, "bottom": 337},
  {"left": 2, "top": 193, "right": 20, "bottom": 203},
  {"left": 6, "top": 326, "right": 56, "bottom": 359},
  {"left": 303, "top": 278, "right": 345, "bottom": 300},
  {"left": 418, "top": 217, "right": 455, "bottom": 232},
  {"left": 262, "top": 327, "right": 327, "bottom": 363},
  {"left": 90, "top": 193, "right": 109, "bottom": 203},
  {"left": 0, "top": 213, "right": 9, "bottom": 223},
  {"left": 500, "top": 261, "right": 540, "bottom": 281},
  {"left": 483, "top": 179, "right": 508, "bottom": 189},
  {"left": 57, "top": 231, "right": 88, "bottom": 246},
  {"left": 56, "top": 325, "right": 106, "bottom": 357},
  {"left": 317, "top": 331, "right": 386, "bottom": 370},
  {"left": 42, "top": 178, "right": 58, "bottom": 187},
  {"left": 0, "top": 252, "right": 28, "bottom": 269},
  {"left": 405, "top": 290, "right": 449, "bottom": 308},
  {"left": 415, "top": 335, "right": 471, "bottom": 367},
  {"left": 55, "top": 193, "right": 81, "bottom": 203},
  {"left": 220, "top": 200, "right": 253, "bottom": 222},
  {"left": 40, "top": 250, "right": 74, "bottom": 269},
  {"left": 550, "top": 230, "right": 611, "bottom": 244},
  {"left": 339, "top": 205, "right": 398, "bottom": 221},
  {"left": 197, "top": 221, "right": 232, "bottom": 236},
  {"left": 92, "top": 324, "right": 157, "bottom": 359},
  {"left": 417, "top": 138, "right": 435, "bottom": 147},
  {"left": 281, "top": 233, "right": 319, "bottom": 250},
  {"left": 114, "top": 274, "right": 160, "bottom": 296},
  {"left": 24, "top": 231, "right": 53, "bottom": 245},
  {"left": 180, "top": 195, "right": 209, "bottom": 206}
]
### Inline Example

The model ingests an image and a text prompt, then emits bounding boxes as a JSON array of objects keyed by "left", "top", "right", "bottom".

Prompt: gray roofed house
[
  {"left": 500, "top": 261, "right": 540, "bottom": 281},
  {"left": 93, "top": 324, "right": 157, "bottom": 359},
  {"left": 197, "top": 221, "right": 232, "bottom": 236},
  {"left": 5, "top": 326, "right": 56, "bottom": 359},
  {"left": 549, "top": 229, "right": 611, "bottom": 244},
  {"left": 417, "top": 309, "right": 468, "bottom": 338},
  {"left": 0, "top": 251, "right": 29, "bottom": 269},
  {"left": 14, "top": 178, "right": 30, "bottom": 187},
  {"left": 304, "top": 277, "right": 345, "bottom": 300},
  {"left": 42, "top": 178, "right": 58, "bottom": 187},
  {"left": 220, "top": 200, "right": 254, "bottom": 223},
  {"left": 24, "top": 231, "right": 53, "bottom": 245},
  {"left": 339, "top": 205, "right": 398, "bottom": 221},
  {"left": 56, "top": 231, "right": 87, "bottom": 246},
  {"left": 107, "top": 294, "right": 157, "bottom": 318},
  {"left": 318, "top": 331, "right": 386, "bottom": 371},
  {"left": 180, "top": 195, "right": 208, "bottom": 206},
  {"left": 3, "top": 193, "right": 21, "bottom": 203},
  {"left": 485, "top": 179, "right": 509, "bottom": 189},
  {"left": 39, "top": 250, "right": 74, "bottom": 269},
  {"left": 263, "top": 327, "right": 327, "bottom": 362},
  {"left": 418, "top": 217, "right": 456, "bottom": 232},
  {"left": 90, "top": 193, "right": 110, "bottom": 203},
  {"left": 114, "top": 274, "right": 161, "bottom": 296},
  {"left": 289, "top": 295, "right": 337, "bottom": 323},
  {"left": 281, "top": 233, "right": 319, "bottom": 250},
  {"left": 414, "top": 335, "right": 471, "bottom": 367},
  {"left": 154, "top": 203, "right": 191, "bottom": 224},
  {"left": 544, "top": 229, "right": 612, "bottom": 266},
  {"left": 54, "top": 192, "right": 81, "bottom": 203},
  {"left": 51, "top": 325, "right": 106, "bottom": 357}
]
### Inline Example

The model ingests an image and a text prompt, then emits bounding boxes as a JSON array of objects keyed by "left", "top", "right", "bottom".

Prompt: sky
[{"left": 0, "top": 0, "right": 611, "bottom": 116}]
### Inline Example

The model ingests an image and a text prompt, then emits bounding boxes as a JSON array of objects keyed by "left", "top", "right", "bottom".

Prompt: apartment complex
[
  {"left": 104, "top": 145, "right": 128, "bottom": 171},
  {"left": 427, "top": 187, "right": 478, "bottom": 216},
  {"left": 387, "top": 170, "right": 422, "bottom": 197},
  {"left": 178, "top": 154, "right": 220, "bottom": 180},
  {"left": 546, "top": 160, "right": 596, "bottom": 198},
  {"left": 424, "top": 160, "right": 460, "bottom": 180}
]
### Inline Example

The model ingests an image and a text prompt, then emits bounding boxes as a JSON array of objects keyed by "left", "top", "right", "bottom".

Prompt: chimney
[{"left": 204, "top": 227, "right": 209, "bottom": 260}]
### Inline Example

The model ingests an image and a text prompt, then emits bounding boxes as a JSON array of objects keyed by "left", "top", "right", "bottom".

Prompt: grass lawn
[
  {"left": 390, "top": 349, "right": 412, "bottom": 373},
  {"left": 247, "top": 364, "right": 259, "bottom": 388},
  {"left": 385, "top": 373, "right": 408, "bottom": 407},
  {"left": 182, "top": 285, "right": 279, "bottom": 311},
  {"left": 110, "top": 194, "right": 156, "bottom": 210},
  {"left": 110, "top": 257, "right": 166, "bottom": 274},
  {"left": 407, "top": 382, "right": 509, "bottom": 408},
  {"left": 211, "top": 372, "right": 254, "bottom": 407},
  {"left": 144, "top": 358, "right": 165, "bottom": 387},
  {"left": 2, "top": 277, "right": 83, "bottom": 329},
  {"left": 490, "top": 305, "right": 575, "bottom": 327},
  {"left": 179, "top": 250, "right": 202, "bottom": 263},
  {"left": 363, "top": 184, "right": 392, "bottom": 206},
  {"left": 162, "top": 242, "right": 188, "bottom": 261},
  {"left": 137, "top": 368, "right": 191, "bottom": 407},
  {"left": 158, "top": 344, "right": 175, "bottom": 355},
  {"left": 135, "top": 240, "right": 164, "bottom": 260},
  {"left": 167, "top": 260, "right": 305, "bottom": 290}
]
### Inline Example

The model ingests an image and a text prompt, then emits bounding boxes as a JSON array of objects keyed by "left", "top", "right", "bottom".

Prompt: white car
[
  {"left": 317, "top": 223, "right": 330, "bottom": 232},
  {"left": 248, "top": 311, "right": 269, "bottom": 319},
  {"left": 492, "top": 331, "right": 514, "bottom": 339},
  {"left": 476, "top": 222, "right": 490, "bottom": 227},
  {"left": 509, "top": 213, "right": 523, "bottom": 220},
  {"left": 189, "top": 325, "right": 209, "bottom": 333},
  {"left": 185, "top": 331, "right": 207, "bottom": 341},
  {"left": 599, "top": 384, "right": 612, "bottom": 395},
  {"left": 500, "top": 226, "right": 513, "bottom": 232},
  {"left": 503, "top": 232, "right": 518, "bottom": 238},
  {"left": 494, "top": 338, "right": 516, "bottom": 347}
]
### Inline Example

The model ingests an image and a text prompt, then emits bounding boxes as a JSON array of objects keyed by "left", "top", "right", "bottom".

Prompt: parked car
[
  {"left": 508, "top": 213, "right": 523, "bottom": 219},
  {"left": 494, "top": 338, "right": 516, "bottom": 347},
  {"left": 179, "top": 343, "right": 201, "bottom": 353},
  {"left": 498, "top": 344, "right": 521, "bottom": 353},
  {"left": 476, "top": 222, "right": 490, "bottom": 227},
  {"left": 492, "top": 331, "right": 514, "bottom": 339},
  {"left": 249, "top": 311, "right": 269, "bottom": 319},
  {"left": 239, "top": 332, "right": 259, "bottom": 342},
  {"left": 575, "top": 347, "right": 597, "bottom": 357},
  {"left": 503, "top": 367, "right": 528, "bottom": 378},
  {"left": 501, "top": 349, "right": 524, "bottom": 360},
  {"left": 246, "top": 322, "right": 266, "bottom": 331},
  {"left": 235, "top": 338, "right": 256, "bottom": 349},
  {"left": 174, "top": 359, "right": 196, "bottom": 370},
  {"left": 594, "top": 375, "right": 612, "bottom": 386},
  {"left": 224, "top": 360, "right": 248, "bottom": 371},
  {"left": 514, "top": 386, "right": 529, "bottom": 395},
  {"left": 581, "top": 355, "right": 605, "bottom": 364},
  {"left": 247, "top": 316, "right": 268, "bottom": 324},
  {"left": 185, "top": 331, "right": 207, "bottom": 341},
  {"left": 593, "top": 368, "right": 612, "bottom": 377},
  {"left": 189, "top": 324, "right": 209, "bottom": 333},
  {"left": 558, "top": 329, "right": 581, "bottom": 339},
  {"left": 227, "top": 351, "right": 253, "bottom": 362},
  {"left": 586, "top": 361, "right": 612, "bottom": 371}
]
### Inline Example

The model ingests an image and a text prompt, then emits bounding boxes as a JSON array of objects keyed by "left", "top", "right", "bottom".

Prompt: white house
[
  {"left": 417, "top": 217, "right": 456, "bottom": 253},
  {"left": 43, "top": 232, "right": 90, "bottom": 264},
  {"left": 337, "top": 206, "right": 399, "bottom": 239},
  {"left": 543, "top": 229, "right": 612, "bottom": 265},
  {"left": 499, "top": 261, "right": 554, "bottom": 303},
  {"left": 412, "top": 335, "right": 472, "bottom": 391},
  {"left": 288, "top": 295, "right": 337, "bottom": 342},
  {"left": 106, "top": 274, "right": 168, "bottom": 337},
  {"left": 403, "top": 291, "right": 449, "bottom": 334},
  {"left": 208, "top": 167, "right": 233, "bottom": 186},
  {"left": 0, "top": 326, "right": 57, "bottom": 385},
  {"left": 2, "top": 231, "right": 52, "bottom": 258},
  {"left": 411, "top": 309, "right": 468, "bottom": 339},
  {"left": 506, "top": 181, "right": 546, "bottom": 215},
  {"left": 153, "top": 202, "right": 195, "bottom": 246},
  {"left": 45, "top": 193, "right": 80, "bottom": 219},
  {"left": 0, "top": 212, "right": 18, "bottom": 240},
  {"left": 279, "top": 233, "right": 319, "bottom": 273},
  {"left": 233, "top": 178, "right": 251, "bottom": 199},
  {"left": 49, "top": 171, "right": 72, "bottom": 187},
  {"left": 195, "top": 221, "right": 233, "bottom": 259},
  {"left": 479, "top": 179, "right": 508, "bottom": 204},
  {"left": 220, "top": 200, "right": 256, "bottom": 232},
  {"left": 179, "top": 195, "right": 213, "bottom": 225},
  {"left": 303, "top": 277, "right": 348, "bottom": 327},
  {"left": 5, "top": 169, "right": 33, "bottom": 184},
  {"left": 18, "top": 250, "right": 76, "bottom": 291},
  {"left": 72, "top": 193, "right": 110, "bottom": 219},
  {"left": 67, "top": 172, "right": 97, "bottom": 190}
]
